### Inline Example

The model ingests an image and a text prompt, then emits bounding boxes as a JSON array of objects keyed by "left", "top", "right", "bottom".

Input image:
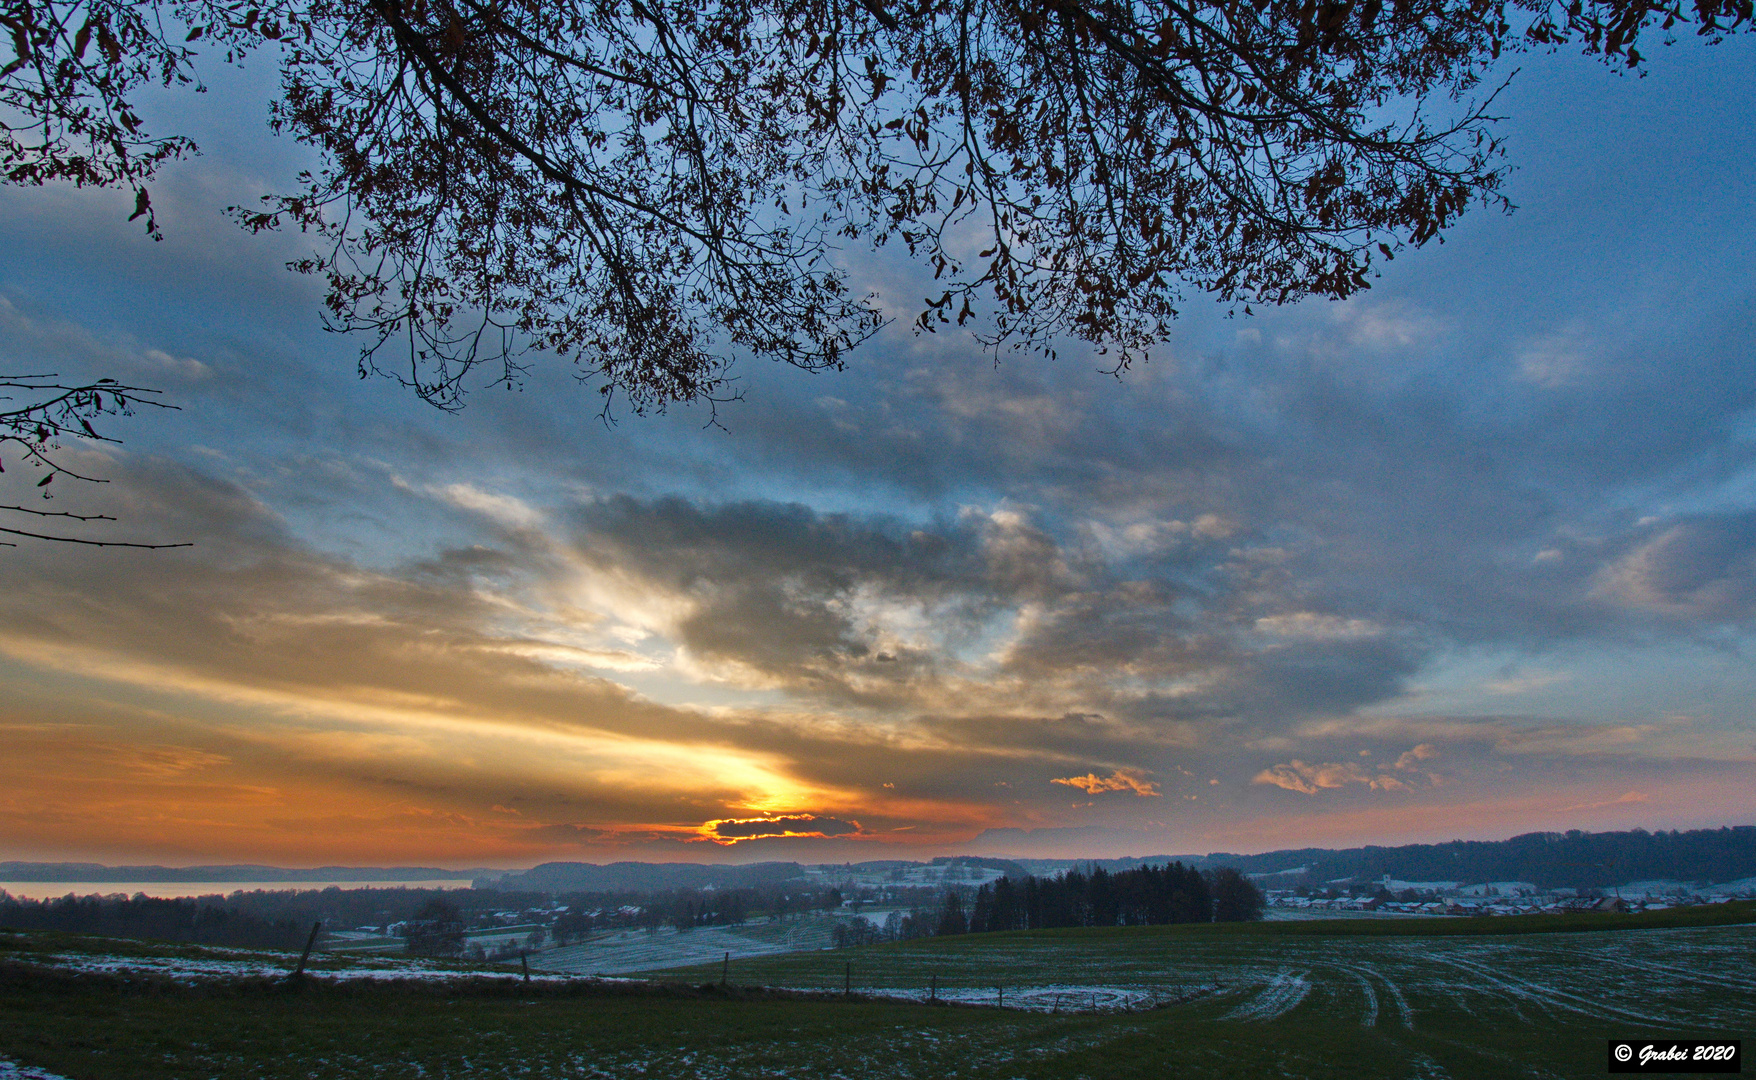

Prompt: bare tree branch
[{"left": 0, "top": 374, "right": 187, "bottom": 548}]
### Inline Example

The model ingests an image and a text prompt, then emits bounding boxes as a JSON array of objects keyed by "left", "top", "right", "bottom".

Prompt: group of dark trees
[
  {"left": 0, "top": 892, "right": 309, "bottom": 949},
  {"left": 832, "top": 863, "right": 1263, "bottom": 947},
  {"left": 399, "top": 896, "right": 469, "bottom": 956},
  {"left": 973, "top": 863, "right": 1264, "bottom": 931},
  {"left": 211, "top": 884, "right": 550, "bottom": 932},
  {"left": 399, "top": 897, "right": 550, "bottom": 959}
]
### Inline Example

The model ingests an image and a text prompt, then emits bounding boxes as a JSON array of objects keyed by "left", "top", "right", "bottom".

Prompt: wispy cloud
[
  {"left": 703, "top": 815, "right": 863, "bottom": 843},
  {"left": 1049, "top": 770, "right": 1162, "bottom": 797},
  {"left": 1253, "top": 759, "right": 1415, "bottom": 795}
]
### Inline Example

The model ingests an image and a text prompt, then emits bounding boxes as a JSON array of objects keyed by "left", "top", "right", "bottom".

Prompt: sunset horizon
[{"left": 3, "top": 37, "right": 1754, "bottom": 881}]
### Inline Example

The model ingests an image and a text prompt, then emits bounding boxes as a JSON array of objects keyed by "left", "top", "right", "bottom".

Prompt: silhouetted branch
[{"left": 0, "top": 374, "right": 187, "bottom": 549}]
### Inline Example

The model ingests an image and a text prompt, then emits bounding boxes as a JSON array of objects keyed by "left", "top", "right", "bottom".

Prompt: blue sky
[{"left": 0, "top": 35, "right": 1752, "bottom": 867}]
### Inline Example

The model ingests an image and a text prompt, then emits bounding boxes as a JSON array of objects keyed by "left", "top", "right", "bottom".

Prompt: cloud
[
  {"left": 703, "top": 815, "right": 862, "bottom": 842},
  {"left": 433, "top": 483, "right": 543, "bottom": 530},
  {"left": 522, "top": 822, "right": 616, "bottom": 844},
  {"left": 1252, "top": 759, "right": 1413, "bottom": 795},
  {"left": 0, "top": 294, "right": 213, "bottom": 387},
  {"left": 1482, "top": 670, "right": 1568, "bottom": 694},
  {"left": 1049, "top": 770, "right": 1162, "bottom": 797},
  {"left": 1394, "top": 744, "right": 1439, "bottom": 770},
  {"left": 1560, "top": 791, "right": 1650, "bottom": 812},
  {"left": 1592, "top": 514, "right": 1756, "bottom": 620},
  {"left": 1254, "top": 613, "right": 1382, "bottom": 641}
]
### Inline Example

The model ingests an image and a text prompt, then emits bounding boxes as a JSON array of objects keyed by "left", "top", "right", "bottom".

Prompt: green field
[{"left": 1, "top": 908, "right": 1751, "bottom": 1079}]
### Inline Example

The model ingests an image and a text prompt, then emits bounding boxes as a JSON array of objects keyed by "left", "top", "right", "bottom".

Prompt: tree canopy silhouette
[{"left": 3, "top": 0, "right": 1749, "bottom": 411}]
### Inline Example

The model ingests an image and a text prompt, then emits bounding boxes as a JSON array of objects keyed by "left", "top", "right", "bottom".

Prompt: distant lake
[{"left": 0, "top": 880, "right": 476, "bottom": 900}]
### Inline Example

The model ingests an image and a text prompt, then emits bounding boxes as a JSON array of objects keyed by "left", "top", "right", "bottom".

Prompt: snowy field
[
  {"left": 3, "top": 917, "right": 1752, "bottom": 1079},
  {"left": 534, "top": 915, "right": 837, "bottom": 975},
  {"left": 654, "top": 920, "right": 1756, "bottom": 1028}
]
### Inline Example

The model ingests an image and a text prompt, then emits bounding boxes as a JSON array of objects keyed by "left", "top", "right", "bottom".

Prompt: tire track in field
[
  {"left": 1428, "top": 950, "right": 1685, "bottom": 1026},
  {"left": 1359, "top": 963, "right": 1413, "bottom": 1029},
  {"left": 1521, "top": 939, "right": 1756, "bottom": 997},
  {"left": 1219, "top": 970, "right": 1311, "bottom": 1021},
  {"left": 1406, "top": 1052, "right": 1453, "bottom": 1079},
  {"left": 1317, "top": 963, "right": 1380, "bottom": 1028},
  {"left": 1345, "top": 967, "right": 1379, "bottom": 1027}
]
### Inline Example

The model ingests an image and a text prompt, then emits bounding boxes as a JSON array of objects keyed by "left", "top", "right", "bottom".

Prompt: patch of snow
[
  {"left": 1362, "top": 963, "right": 1413, "bottom": 1028},
  {"left": 21, "top": 949, "right": 630, "bottom": 987},
  {"left": 1343, "top": 968, "right": 1378, "bottom": 1027},
  {"left": 926, "top": 983, "right": 1186, "bottom": 1013},
  {"left": 1703, "top": 876, "right": 1756, "bottom": 896},
  {"left": 534, "top": 919, "right": 832, "bottom": 976},
  {"left": 1457, "top": 882, "right": 1539, "bottom": 898}
]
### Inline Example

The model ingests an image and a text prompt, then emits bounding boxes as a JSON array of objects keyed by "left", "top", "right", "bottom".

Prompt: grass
[
  {"left": 0, "top": 910, "right": 1750, "bottom": 1079},
  {"left": 0, "top": 973, "right": 1471, "bottom": 1080}
]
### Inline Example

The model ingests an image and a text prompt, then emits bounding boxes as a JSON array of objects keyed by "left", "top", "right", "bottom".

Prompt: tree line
[
  {"left": 832, "top": 863, "right": 1263, "bottom": 947},
  {"left": 0, "top": 892, "right": 309, "bottom": 950},
  {"left": 0, "top": 879, "right": 851, "bottom": 954}
]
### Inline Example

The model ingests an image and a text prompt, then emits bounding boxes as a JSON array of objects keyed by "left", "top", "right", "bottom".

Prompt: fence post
[
  {"left": 722, "top": 951, "right": 729, "bottom": 986},
  {"left": 521, "top": 952, "right": 530, "bottom": 982},
  {"left": 997, "top": 985, "right": 1003, "bottom": 1008},
  {"left": 930, "top": 973, "right": 936, "bottom": 1002},
  {"left": 289, "top": 920, "right": 321, "bottom": 979},
  {"left": 844, "top": 961, "right": 851, "bottom": 997}
]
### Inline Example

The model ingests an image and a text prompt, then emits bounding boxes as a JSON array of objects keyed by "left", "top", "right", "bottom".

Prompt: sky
[{"left": 0, "top": 34, "right": 1753, "bottom": 869}]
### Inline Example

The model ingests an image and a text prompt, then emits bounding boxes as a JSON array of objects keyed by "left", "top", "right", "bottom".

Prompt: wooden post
[
  {"left": 290, "top": 920, "right": 321, "bottom": 979},
  {"left": 844, "top": 960, "right": 851, "bottom": 996},
  {"left": 930, "top": 974, "right": 936, "bottom": 1002},
  {"left": 521, "top": 952, "right": 530, "bottom": 982},
  {"left": 722, "top": 951, "right": 729, "bottom": 986},
  {"left": 996, "top": 985, "right": 1003, "bottom": 1008}
]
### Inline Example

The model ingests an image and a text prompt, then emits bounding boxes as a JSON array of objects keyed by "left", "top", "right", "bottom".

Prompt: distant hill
[
  {"left": 12, "top": 825, "right": 1753, "bottom": 895},
  {"left": 1202, "top": 826, "right": 1756, "bottom": 889},
  {"left": 0, "top": 863, "right": 487, "bottom": 883},
  {"left": 480, "top": 861, "right": 808, "bottom": 892}
]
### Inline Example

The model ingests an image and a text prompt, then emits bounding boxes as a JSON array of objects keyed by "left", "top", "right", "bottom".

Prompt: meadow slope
[{"left": 0, "top": 907, "right": 1749, "bottom": 1079}]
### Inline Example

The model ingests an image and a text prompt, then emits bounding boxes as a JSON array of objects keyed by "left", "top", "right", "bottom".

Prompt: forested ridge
[{"left": 1209, "top": 826, "right": 1756, "bottom": 887}]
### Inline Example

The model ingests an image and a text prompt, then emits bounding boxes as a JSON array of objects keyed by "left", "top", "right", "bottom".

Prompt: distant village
[{"left": 1263, "top": 874, "right": 1756, "bottom": 918}]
